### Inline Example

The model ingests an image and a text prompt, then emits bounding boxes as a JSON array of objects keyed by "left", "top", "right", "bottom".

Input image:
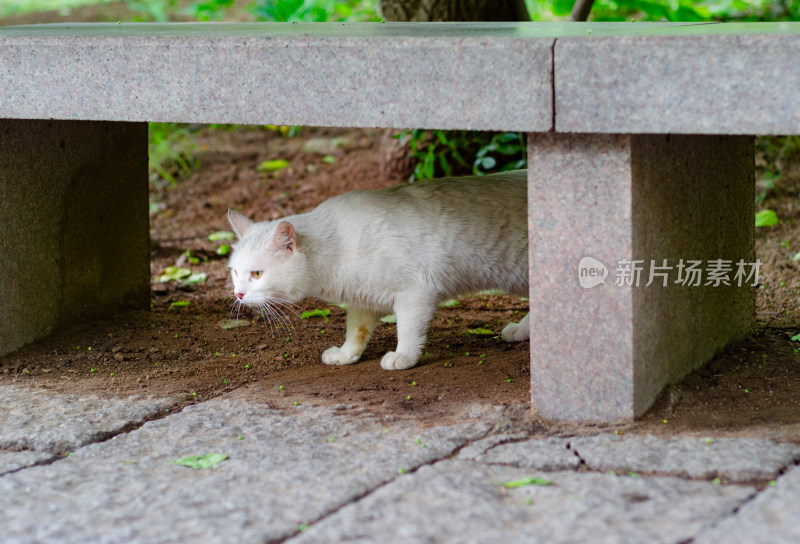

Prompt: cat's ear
[
  {"left": 270, "top": 221, "right": 298, "bottom": 254},
  {"left": 228, "top": 210, "right": 254, "bottom": 239}
]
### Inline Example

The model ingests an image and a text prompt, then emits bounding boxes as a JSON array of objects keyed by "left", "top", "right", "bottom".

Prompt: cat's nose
[{"left": 235, "top": 293, "right": 244, "bottom": 300}]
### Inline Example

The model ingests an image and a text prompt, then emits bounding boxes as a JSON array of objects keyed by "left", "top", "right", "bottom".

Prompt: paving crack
[
  {"left": 272, "top": 425, "right": 499, "bottom": 544},
  {"left": 550, "top": 38, "right": 557, "bottom": 131},
  {"left": 678, "top": 487, "right": 761, "bottom": 544},
  {"left": 566, "top": 440, "right": 587, "bottom": 467}
]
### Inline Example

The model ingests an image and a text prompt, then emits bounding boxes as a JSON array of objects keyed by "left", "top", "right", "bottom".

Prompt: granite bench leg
[
  {"left": 527, "top": 133, "right": 755, "bottom": 422},
  {"left": 0, "top": 119, "right": 150, "bottom": 356}
]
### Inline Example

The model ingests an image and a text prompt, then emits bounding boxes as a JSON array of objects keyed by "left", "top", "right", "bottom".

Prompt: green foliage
[
  {"left": 0, "top": 0, "right": 101, "bottom": 17},
  {"left": 524, "top": 0, "right": 800, "bottom": 21},
  {"left": 473, "top": 132, "right": 526, "bottom": 175},
  {"left": 249, "top": 0, "right": 382, "bottom": 22},
  {"left": 587, "top": 0, "right": 710, "bottom": 22},
  {"left": 6, "top": 0, "right": 799, "bottom": 23},
  {"left": 190, "top": 0, "right": 234, "bottom": 21},
  {"left": 757, "top": 136, "right": 800, "bottom": 170},
  {"left": 401, "top": 130, "right": 526, "bottom": 182},
  {"left": 127, "top": 0, "right": 175, "bottom": 22},
  {"left": 148, "top": 123, "right": 200, "bottom": 186}
]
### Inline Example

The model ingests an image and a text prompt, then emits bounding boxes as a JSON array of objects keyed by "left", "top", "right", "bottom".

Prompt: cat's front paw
[
  {"left": 322, "top": 346, "right": 360, "bottom": 366},
  {"left": 380, "top": 351, "right": 417, "bottom": 371},
  {"left": 502, "top": 321, "right": 530, "bottom": 342}
]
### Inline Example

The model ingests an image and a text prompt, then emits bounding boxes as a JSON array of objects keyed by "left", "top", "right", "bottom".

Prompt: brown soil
[{"left": 2, "top": 5, "right": 800, "bottom": 440}]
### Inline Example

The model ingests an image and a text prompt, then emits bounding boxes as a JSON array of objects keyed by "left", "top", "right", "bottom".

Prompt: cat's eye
[{"left": 251, "top": 270, "right": 263, "bottom": 279}]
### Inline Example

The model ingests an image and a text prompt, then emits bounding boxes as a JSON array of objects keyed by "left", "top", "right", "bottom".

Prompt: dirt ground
[{"left": 2, "top": 5, "right": 800, "bottom": 441}]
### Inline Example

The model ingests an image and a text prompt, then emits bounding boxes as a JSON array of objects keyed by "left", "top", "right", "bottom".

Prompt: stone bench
[{"left": 1, "top": 21, "right": 797, "bottom": 423}]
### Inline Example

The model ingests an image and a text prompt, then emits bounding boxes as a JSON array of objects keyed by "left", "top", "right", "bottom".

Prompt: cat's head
[{"left": 227, "top": 210, "right": 308, "bottom": 308}]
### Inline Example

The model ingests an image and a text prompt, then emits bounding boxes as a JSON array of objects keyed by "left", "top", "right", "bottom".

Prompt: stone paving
[{"left": 1, "top": 383, "right": 798, "bottom": 544}]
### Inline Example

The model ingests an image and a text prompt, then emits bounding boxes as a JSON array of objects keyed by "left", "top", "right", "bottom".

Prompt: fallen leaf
[
  {"left": 503, "top": 477, "right": 553, "bottom": 488},
  {"left": 301, "top": 309, "right": 331, "bottom": 323},
  {"left": 172, "top": 453, "right": 229, "bottom": 469},
  {"left": 219, "top": 319, "right": 251, "bottom": 330}
]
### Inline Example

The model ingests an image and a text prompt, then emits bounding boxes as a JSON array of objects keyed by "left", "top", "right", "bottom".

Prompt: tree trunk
[
  {"left": 379, "top": 0, "right": 530, "bottom": 22},
  {"left": 570, "top": 0, "right": 596, "bottom": 21}
]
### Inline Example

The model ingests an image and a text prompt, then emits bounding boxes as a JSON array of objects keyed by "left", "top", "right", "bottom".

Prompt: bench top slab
[
  {"left": 0, "top": 22, "right": 556, "bottom": 131},
  {"left": 2, "top": 22, "right": 800, "bottom": 133},
  {"left": 554, "top": 22, "right": 800, "bottom": 135}
]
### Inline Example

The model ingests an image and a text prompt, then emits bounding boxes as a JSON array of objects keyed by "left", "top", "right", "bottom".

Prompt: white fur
[{"left": 228, "top": 169, "right": 529, "bottom": 371}]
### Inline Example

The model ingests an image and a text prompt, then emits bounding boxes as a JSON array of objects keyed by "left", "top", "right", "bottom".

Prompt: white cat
[{"left": 227, "top": 169, "right": 530, "bottom": 371}]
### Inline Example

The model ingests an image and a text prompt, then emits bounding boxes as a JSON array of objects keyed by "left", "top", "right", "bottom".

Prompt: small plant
[{"left": 400, "top": 130, "right": 526, "bottom": 182}]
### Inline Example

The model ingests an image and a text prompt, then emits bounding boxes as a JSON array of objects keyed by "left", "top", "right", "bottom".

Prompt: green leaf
[
  {"left": 258, "top": 159, "right": 290, "bottom": 172},
  {"left": 300, "top": 309, "right": 331, "bottom": 323},
  {"left": 438, "top": 299, "right": 460, "bottom": 308},
  {"left": 380, "top": 314, "right": 397, "bottom": 324},
  {"left": 479, "top": 156, "right": 497, "bottom": 170},
  {"left": 755, "top": 209, "right": 779, "bottom": 227},
  {"left": 184, "top": 272, "right": 207, "bottom": 285},
  {"left": 216, "top": 244, "right": 231, "bottom": 256},
  {"left": 503, "top": 477, "right": 553, "bottom": 488},
  {"left": 169, "top": 301, "right": 191, "bottom": 310},
  {"left": 467, "top": 328, "right": 496, "bottom": 336},
  {"left": 495, "top": 143, "right": 523, "bottom": 155},
  {"left": 438, "top": 153, "right": 452, "bottom": 176},
  {"left": 497, "top": 132, "right": 521, "bottom": 143},
  {"left": 791, "top": 333, "right": 800, "bottom": 342},
  {"left": 158, "top": 266, "right": 192, "bottom": 282},
  {"left": 172, "top": 453, "right": 229, "bottom": 469},
  {"left": 322, "top": 154, "right": 336, "bottom": 164},
  {"left": 208, "top": 230, "right": 235, "bottom": 241}
]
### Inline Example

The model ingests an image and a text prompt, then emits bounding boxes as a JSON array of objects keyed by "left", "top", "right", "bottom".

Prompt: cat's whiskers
[
  {"left": 267, "top": 296, "right": 303, "bottom": 324},
  {"left": 258, "top": 301, "right": 279, "bottom": 337},
  {"left": 227, "top": 295, "right": 243, "bottom": 320},
  {"left": 259, "top": 298, "right": 295, "bottom": 340}
]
